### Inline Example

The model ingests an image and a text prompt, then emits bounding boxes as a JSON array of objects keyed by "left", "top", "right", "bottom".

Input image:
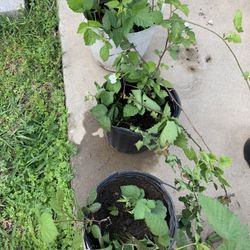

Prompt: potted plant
[
  {"left": 83, "top": 171, "right": 177, "bottom": 249},
  {"left": 67, "top": 0, "right": 164, "bottom": 70},
  {"left": 89, "top": 50, "right": 182, "bottom": 153}
]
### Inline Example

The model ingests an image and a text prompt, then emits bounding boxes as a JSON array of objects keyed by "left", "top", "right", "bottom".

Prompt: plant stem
[
  {"left": 156, "top": 4, "right": 172, "bottom": 70},
  {"left": 165, "top": 88, "right": 212, "bottom": 152},
  {"left": 175, "top": 242, "right": 197, "bottom": 250},
  {"left": 185, "top": 20, "right": 250, "bottom": 92}
]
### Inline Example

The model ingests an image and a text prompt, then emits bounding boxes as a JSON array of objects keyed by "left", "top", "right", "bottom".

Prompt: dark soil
[
  {"left": 89, "top": 175, "right": 172, "bottom": 247},
  {"left": 114, "top": 80, "right": 179, "bottom": 131}
]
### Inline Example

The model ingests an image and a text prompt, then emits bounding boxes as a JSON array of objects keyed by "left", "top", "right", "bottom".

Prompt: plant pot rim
[{"left": 84, "top": 170, "right": 178, "bottom": 249}]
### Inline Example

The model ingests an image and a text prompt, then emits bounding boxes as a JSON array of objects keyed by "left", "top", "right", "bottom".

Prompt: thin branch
[
  {"left": 165, "top": 88, "right": 212, "bottom": 152},
  {"left": 185, "top": 20, "right": 250, "bottom": 92}
]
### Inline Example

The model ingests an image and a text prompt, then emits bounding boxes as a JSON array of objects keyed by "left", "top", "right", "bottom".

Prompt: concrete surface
[
  {"left": 0, "top": 0, "right": 24, "bottom": 15},
  {"left": 58, "top": 0, "right": 250, "bottom": 229}
]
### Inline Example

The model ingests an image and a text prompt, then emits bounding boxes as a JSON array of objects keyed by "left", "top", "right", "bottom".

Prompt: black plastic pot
[
  {"left": 106, "top": 89, "right": 181, "bottom": 154},
  {"left": 84, "top": 171, "right": 178, "bottom": 250}
]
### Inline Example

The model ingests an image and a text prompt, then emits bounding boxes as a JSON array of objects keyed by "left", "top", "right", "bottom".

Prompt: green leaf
[
  {"left": 199, "top": 194, "right": 250, "bottom": 247},
  {"left": 159, "top": 121, "right": 178, "bottom": 147},
  {"left": 144, "top": 61, "right": 156, "bottom": 73},
  {"left": 142, "top": 94, "right": 161, "bottom": 112},
  {"left": 77, "top": 22, "right": 88, "bottom": 33},
  {"left": 147, "top": 119, "right": 166, "bottom": 134},
  {"left": 175, "top": 229, "right": 188, "bottom": 248},
  {"left": 105, "top": 0, "right": 120, "bottom": 9},
  {"left": 158, "top": 234, "right": 170, "bottom": 247},
  {"left": 151, "top": 200, "right": 167, "bottom": 219},
  {"left": 100, "top": 43, "right": 112, "bottom": 62},
  {"left": 166, "top": 0, "right": 189, "bottom": 16},
  {"left": 133, "top": 199, "right": 149, "bottom": 220},
  {"left": 145, "top": 213, "right": 169, "bottom": 237},
  {"left": 243, "top": 71, "right": 250, "bottom": 80},
  {"left": 217, "top": 241, "right": 238, "bottom": 250},
  {"left": 100, "top": 91, "right": 114, "bottom": 106},
  {"left": 38, "top": 212, "right": 58, "bottom": 244},
  {"left": 233, "top": 9, "right": 243, "bottom": 33},
  {"left": 123, "top": 104, "right": 139, "bottom": 117},
  {"left": 112, "top": 28, "right": 124, "bottom": 47},
  {"left": 88, "top": 20, "right": 102, "bottom": 28},
  {"left": 89, "top": 202, "right": 101, "bottom": 213},
  {"left": 224, "top": 32, "right": 241, "bottom": 43},
  {"left": 174, "top": 132, "right": 188, "bottom": 150},
  {"left": 87, "top": 189, "right": 97, "bottom": 205},
  {"left": 67, "top": 0, "right": 94, "bottom": 12},
  {"left": 91, "top": 224, "right": 102, "bottom": 239},
  {"left": 163, "top": 103, "right": 171, "bottom": 117},
  {"left": 132, "top": 89, "right": 142, "bottom": 110},
  {"left": 219, "top": 156, "right": 232, "bottom": 168},
  {"left": 121, "top": 185, "right": 144, "bottom": 200},
  {"left": 84, "top": 29, "right": 101, "bottom": 45},
  {"left": 91, "top": 104, "right": 111, "bottom": 131},
  {"left": 183, "top": 147, "right": 197, "bottom": 162},
  {"left": 107, "top": 83, "right": 121, "bottom": 96},
  {"left": 135, "top": 140, "right": 144, "bottom": 150}
]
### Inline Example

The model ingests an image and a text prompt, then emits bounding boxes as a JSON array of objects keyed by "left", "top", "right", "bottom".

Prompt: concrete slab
[
  {"left": 58, "top": 0, "right": 250, "bottom": 228},
  {"left": 0, "top": 0, "right": 24, "bottom": 15}
]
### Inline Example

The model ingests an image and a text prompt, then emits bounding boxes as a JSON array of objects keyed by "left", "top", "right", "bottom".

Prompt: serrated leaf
[
  {"left": 199, "top": 194, "right": 250, "bottom": 247},
  {"left": 87, "top": 189, "right": 97, "bottom": 205},
  {"left": 84, "top": 29, "right": 101, "bottom": 45},
  {"left": 233, "top": 9, "right": 243, "bottom": 33},
  {"left": 159, "top": 121, "right": 178, "bottom": 147},
  {"left": 225, "top": 32, "right": 241, "bottom": 43},
  {"left": 163, "top": 103, "right": 171, "bottom": 117},
  {"left": 183, "top": 147, "right": 197, "bottom": 162},
  {"left": 91, "top": 224, "right": 102, "bottom": 239},
  {"left": 121, "top": 185, "right": 144, "bottom": 200},
  {"left": 100, "top": 42, "right": 112, "bottom": 62},
  {"left": 38, "top": 212, "right": 58, "bottom": 244},
  {"left": 145, "top": 213, "right": 169, "bottom": 236},
  {"left": 89, "top": 202, "right": 101, "bottom": 213},
  {"left": 123, "top": 104, "right": 139, "bottom": 117},
  {"left": 67, "top": 0, "right": 94, "bottom": 12},
  {"left": 147, "top": 119, "right": 166, "bottom": 134},
  {"left": 77, "top": 22, "right": 88, "bottom": 33},
  {"left": 49, "top": 188, "right": 64, "bottom": 216},
  {"left": 105, "top": 0, "right": 120, "bottom": 9},
  {"left": 174, "top": 132, "right": 188, "bottom": 150},
  {"left": 142, "top": 94, "right": 161, "bottom": 112},
  {"left": 100, "top": 91, "right": 114, "bottom": 106}
]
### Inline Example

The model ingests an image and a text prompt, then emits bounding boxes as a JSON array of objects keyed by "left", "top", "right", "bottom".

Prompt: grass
[{"left": 0, "top": 1, "right": 82, "bottom": 249}]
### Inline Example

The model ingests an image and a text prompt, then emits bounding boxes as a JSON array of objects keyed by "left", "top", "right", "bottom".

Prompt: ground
[{"left": 58, "top": 0, "right": 250, "bottom": 231}]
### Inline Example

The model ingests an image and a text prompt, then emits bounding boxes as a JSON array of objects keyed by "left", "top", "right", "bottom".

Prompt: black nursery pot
[
  {"left": 106, "top": 89, "right": 181, "bottom": 154},
  {"left": 84, "top": 171, "right": 178, "bottom": 249}
]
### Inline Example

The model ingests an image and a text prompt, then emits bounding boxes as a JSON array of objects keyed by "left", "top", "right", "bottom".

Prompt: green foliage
[
  {"left": 0, "top": 1, "right": 80, "bottom": 248},
  {"left": 68, "top": 0, "right": 164, "bottom": 60},
  {"left": 118, "top": 185, "right": 170, "bottom": 247},
  {"left": 224, "top": 32, "right": 241, "bottom": 43},
  {"left": 38, "top": 212, "right": 58, "bottom": 244},
  {"left": 199, "top": 194, "right": 250, "bottom": 250},
  {"left": 233, "top": 9, "right": 243, "bottom": 33}
]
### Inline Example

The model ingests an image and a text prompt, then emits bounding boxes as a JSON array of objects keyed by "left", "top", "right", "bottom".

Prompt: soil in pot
[
  {"left": 89, "top": 175, "right": 173, "bottom": 247},
  {"left": 114, "top": 79, "right": 181, "bottom": 131}
]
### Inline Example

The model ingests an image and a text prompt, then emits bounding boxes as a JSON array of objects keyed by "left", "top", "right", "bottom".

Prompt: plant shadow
[{"left": 72, "top": 110, "right": 160, "bottom": 205}]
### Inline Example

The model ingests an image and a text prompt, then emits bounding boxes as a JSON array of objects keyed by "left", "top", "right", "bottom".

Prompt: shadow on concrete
[{"left": 72, "top": 111, "right": 160, "bottom": 205}]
